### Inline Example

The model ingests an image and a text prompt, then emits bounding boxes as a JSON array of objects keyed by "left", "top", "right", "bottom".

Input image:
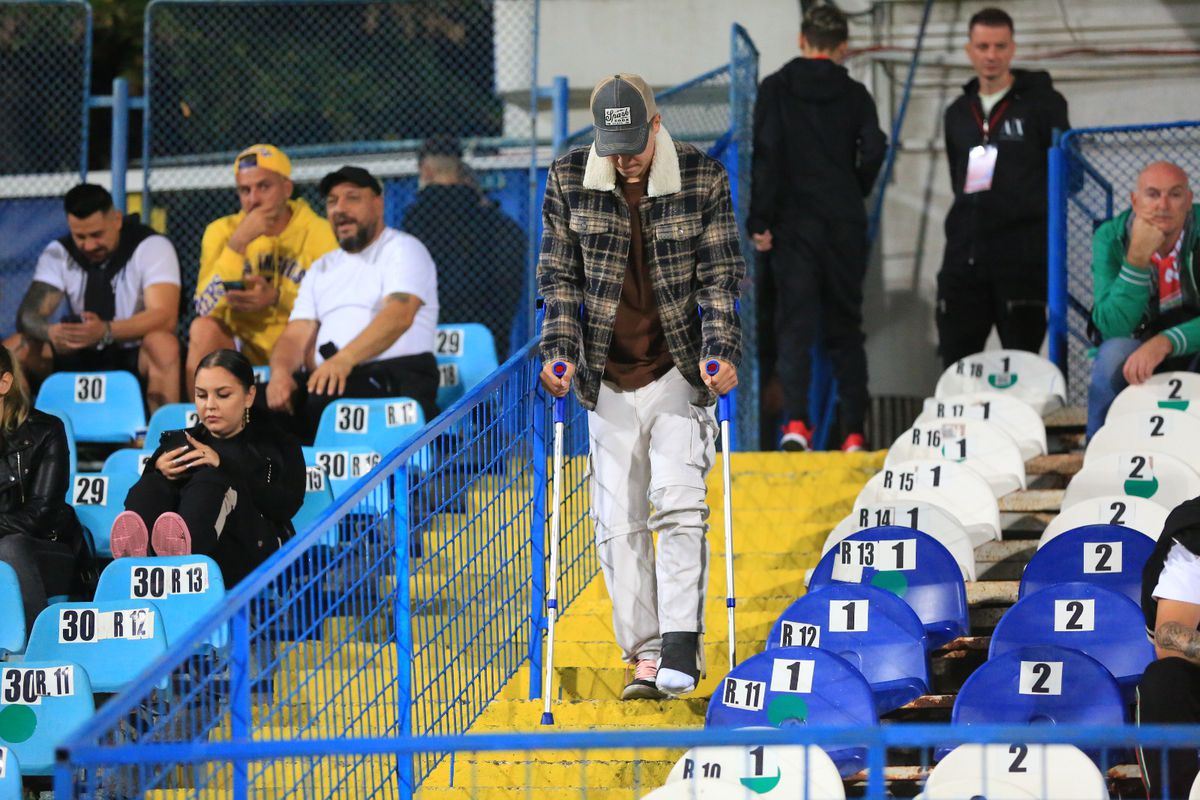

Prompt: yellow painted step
[
  {"left": 467, "top": 699, "right": 706, "bottom": 731},
  {"left": 423, "top": 755, "right": 674, "bottom": 788}
]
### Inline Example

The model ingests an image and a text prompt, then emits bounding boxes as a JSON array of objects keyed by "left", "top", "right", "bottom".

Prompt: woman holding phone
[
  {"left": 111, "top": 348, "right": 305, "bottom": 584},
  {"left": 0, "top": 346, "right": 88, "bottom": 631}
]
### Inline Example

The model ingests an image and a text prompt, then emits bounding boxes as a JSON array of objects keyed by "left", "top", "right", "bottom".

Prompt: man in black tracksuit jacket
[
  {"left": 748, "top": 5, "right": 886, "bottom": 451},
  {"left": 938, "top": 8, "right": 1069, "bottom": 368}
]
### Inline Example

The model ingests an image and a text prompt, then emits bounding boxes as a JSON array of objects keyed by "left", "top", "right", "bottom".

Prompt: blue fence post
[
  {"left": 1047, "top": 135, "right": 1069, "bottom": 377},
  {"left": 551, "top": 75, "right": 569, "bottom": 158},
  {"left": 529, "top": 370, "right": 548, "bottom": 700},
  {"left": 230, "top": 606, "right": 251, "bottom": 800},
  {"left": 110, "top": 77, "right": 130, "bottom": 212},
  {"left": 392, "top": 468, "right": 415, "bottom": 797}
]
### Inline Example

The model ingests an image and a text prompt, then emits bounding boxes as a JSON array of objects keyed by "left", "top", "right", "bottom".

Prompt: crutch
[
  {"left": 705, "top": 359, "right": 737, "bottom": 672},
  {"left": 540, "top": 361, "right": 568, "bottom": 725}
]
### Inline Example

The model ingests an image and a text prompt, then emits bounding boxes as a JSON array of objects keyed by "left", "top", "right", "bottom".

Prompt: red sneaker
[
  {"left": 780, "top": 420, "right": 813, "bottom": 452},
  {"left": 841, "top": 433, "right": 867, "bottom": 453}
]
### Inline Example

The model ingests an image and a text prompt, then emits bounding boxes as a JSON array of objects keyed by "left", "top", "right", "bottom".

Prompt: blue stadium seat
[
  {"left": 38, "top": 407, "right": 77, "bottom": 475},
  {"left": 1020, "top": 525, "right": 1156, "bottom": 605},
  {"left": 68, "top": 470, "right": 141, "bottom": 558},
  {"left": 293, "top": 463, "right": 337, "bottom": 533},
  {"left": 435, "top": 323, "right": 498, "bottom": 409},
  {"left": 313, "top": 397, "right": 425, "bottom": 455},
  {"left": 304, "top": 445, "right": 385, "bottom": 504},
  {"left": 102, "top": 447, "right": 154, "bottom": 476},
  {"left": 765, "top": 584, "right": 929, "bottom": 714},
  {"left": 0, "top": 659, "right": 95, "bottom": 775},
  {"left": 0, "top": 745, "right": 21, "bottom": 800},
  {"left": 94, "top": 556, "right": 226, "bottom": 648},
  {"left": 951, "top": 644, "right": 1125, "bottom": 762},
  {"left": 25, "top": 600, "right": 168, "bottom": 693},
  {"left": 34, "top": 370, "right": 145, "bottom": 444},
  {"left": 990, "top": 582, "right": 1154, "bottom": 701},
  {"left": 0, "top": 563, "right": 25, "bottom": 656},
  {"left": 704, "top": 645, "right": 877, "bottom": 777},
  {"left": 143, "top": 402, "right": 200, "bottom": 449},
  {"left": 808, "top": 527, "right": 969, "bottom": 649}
]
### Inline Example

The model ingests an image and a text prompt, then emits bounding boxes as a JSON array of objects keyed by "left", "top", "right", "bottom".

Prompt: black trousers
[
  {"left": 125, "top": 466, "right": 276, "bottom": 585},
  {"left": 276, "top": 352, "right": 441, "bottom": 444},
  {"left": 1137, "top": 657, "right": 1200, "bottom": 798},
  {"left": 936, "top": 262, "right": 1047, "bottom": 369},
  {"left": 0, "top": 533, "right": 76, "bottom": 635},
  {"left": 770, "top": 219, "right": 869, "bottom": 433}
]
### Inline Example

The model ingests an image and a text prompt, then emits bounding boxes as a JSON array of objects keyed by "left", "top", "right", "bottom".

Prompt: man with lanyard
[
  {"left": 7, "top": 183, "right": 181, "bottom": 412},
  {"left": 1087, "top": 162, "right": 1200, "bottom": 438},
  {"left": 538, "top": 73, "right": 742, "bottom": 699},
  {"left": 937, "top": 7, "right": 1069, "bottom": 367},
  {"left": 190, "top": 144, "right": 337, "bottom": 396}
]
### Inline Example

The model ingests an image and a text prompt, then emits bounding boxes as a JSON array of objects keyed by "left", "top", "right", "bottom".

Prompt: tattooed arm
[
  {"left": 16, "top": 281, "right": 64, "bottom": 344},
  {"left": 1154, "top": 598, "right": 1200, "bottom": 662}
]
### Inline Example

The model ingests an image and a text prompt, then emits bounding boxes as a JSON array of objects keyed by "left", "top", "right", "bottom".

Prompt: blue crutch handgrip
[
  {"left": 551, "top": 361, "right": 567, "bottom": 422},
  {"left": 705, "top": 359, "right": 732, "bottom": 421}
]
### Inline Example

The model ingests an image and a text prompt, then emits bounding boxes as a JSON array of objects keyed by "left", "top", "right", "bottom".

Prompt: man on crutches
[{"left": 538, "top": 72, "right": 745, "bottom": 700}]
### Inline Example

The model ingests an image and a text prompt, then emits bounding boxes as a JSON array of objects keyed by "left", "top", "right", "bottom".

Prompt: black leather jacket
[{"left": 0, "top": 409, "right": 83, "bottom": 549}]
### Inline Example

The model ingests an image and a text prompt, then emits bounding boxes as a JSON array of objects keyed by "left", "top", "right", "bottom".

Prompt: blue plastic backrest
[
  {"left": 68, "top": 470, "right": 142, "bottom": 558},
  {"left": 0, "top": 744, "right": 22, "bottom": 800},
  {"left": 1020, "top": 525, "right": 1156, "bottom": 605},
  {"left": 766, "top": 584, "right": 929, "bottom": 714},
  {"left": 101, "top": 448, "right": 154, "bottom": 476},
  {"left": 94, "top": 556, "right": 226, "bottom": 648},
  {"left": 34, "top": 371, "right": 145, "bottom": 444},
  {"left": 144, "top": 403, "right": 199, "bottom": 449},
  {"left": 953, "top": 644, "right": 1125, "bottom": 727},
  {"left": 0, "top": 659, "right": 94, "bottom": 775},
  {"left": 705, "top": 645, "right": 877, "bottom": 778},
  {"left": 38, "top": 408, "right": 77, "bottom": 476},
  {"left": 314, "top": 396, "right": 425, "bottom": 453},
  {"left": 435, "top": 323, "right": 499, "bottom": 409},
  {"left": 990, "top": 582, "right": 1154, "bottom": 690},
  {"left": 809, "top": 526, "right": 969, "bottom": 649},
  {"left": 304, "top": 444, "right": 387, "bottom": 503},
  {"left": 0, "top": 563, "right": 25, "bottom": 656},
  {"left": 26, "top": 600, "right": 168, "bottom": 694},
  {"left": 293, "top": 465, "right": 336, "bottom": 534}
]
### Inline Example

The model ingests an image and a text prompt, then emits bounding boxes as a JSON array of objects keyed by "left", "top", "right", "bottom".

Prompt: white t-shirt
[
  {"left": 1152, "top": 541, "right": 1200, "bottom": 606},
  {"left": 33, "top": 236, "right": 181, "bottom": 346},
  {"left": 979, "top": 86, "right": 1010, "bottom": 117},
  {"left": 291, "top": 227, "right": 438, "bottom": 365}
]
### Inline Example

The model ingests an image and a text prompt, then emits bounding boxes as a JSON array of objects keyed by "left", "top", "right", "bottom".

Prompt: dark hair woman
[
  {"left": 0, "top": 346, "right": 87, "bottom": 632},
  {"left": 111, "top": 349, "right": 305, "bottom": 585}
]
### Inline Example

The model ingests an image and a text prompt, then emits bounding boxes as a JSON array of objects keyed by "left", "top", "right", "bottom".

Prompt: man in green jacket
[{"left": 1089, "top": 161, "right": 1199, "bottom": 438}]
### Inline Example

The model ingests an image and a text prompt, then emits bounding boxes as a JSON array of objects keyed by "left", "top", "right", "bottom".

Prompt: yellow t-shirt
[{"left": 194, "top": 198, "right": 337, "bottom": 365}]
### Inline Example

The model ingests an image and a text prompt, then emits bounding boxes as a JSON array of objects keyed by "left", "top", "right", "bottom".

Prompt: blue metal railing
[{"left": 59, "top": 338, "right": 597, "bottom": 796}]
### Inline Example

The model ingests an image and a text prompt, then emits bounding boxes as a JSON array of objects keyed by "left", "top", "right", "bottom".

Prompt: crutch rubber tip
[{"left": 540, "top": 712, "right": 555, "bottom": 725}]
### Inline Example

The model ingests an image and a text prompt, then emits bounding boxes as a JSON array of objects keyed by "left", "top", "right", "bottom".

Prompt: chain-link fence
[
  {"left": 0, "top": 0, "right": 91, "bottom": 338},
  {"left": 143, "top": 0, "right": 537, "bottom": 366},
  {"left": 1049, "top": 122, "right": 1200, "bottom": 405}
]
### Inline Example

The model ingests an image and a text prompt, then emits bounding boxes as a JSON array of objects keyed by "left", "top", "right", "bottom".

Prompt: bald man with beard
[{"left": 1088, "top": 161, "right": 1200, "bottom": 438}]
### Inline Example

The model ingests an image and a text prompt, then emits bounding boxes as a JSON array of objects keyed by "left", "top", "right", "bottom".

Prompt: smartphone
[
  {"left": 223, "top": 280, "right": 247, "bottom": 291},
  {"left": 159, "top": 429, "right": 193, "bottom": 454}
]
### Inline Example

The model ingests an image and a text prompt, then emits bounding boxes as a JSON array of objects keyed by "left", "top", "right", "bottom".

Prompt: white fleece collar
[{"left": 582, "top": 125, "right": 681, "bottom": 198}]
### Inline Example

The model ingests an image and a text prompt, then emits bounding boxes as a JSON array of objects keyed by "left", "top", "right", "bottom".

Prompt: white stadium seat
[
  {"left": 667, "top": 744, "right": 845, "bottom": 799},
  {"left": 855, "top": 459, "right": 1000, "bottom": 547},
  {"left": 935, "top": 350, "right": 1066, "bottom": 416},
  {"left": 1061, "top": 451, "right": 1200, "bottom": 513},
  {"left": 885, "top": 419, "right": 1026, "bottom": 498},
  {"left": 918, "top": 392, "right": 1048, "bottom": 461},
  {"left": 921, "top": 743, "right": 1107, "bottom": 800},
  {"left": 1038, "top": 494, "right": 1168, "bottom": 548},
  {"left": 1108, "top": 371, "right": 1200, "bottom": 421},
  {"left": 825, "top": 501, "right": 977, "bottom": 581},
  {"left": 1086, "top": 407, "right": 1200, "bottom": 472}
]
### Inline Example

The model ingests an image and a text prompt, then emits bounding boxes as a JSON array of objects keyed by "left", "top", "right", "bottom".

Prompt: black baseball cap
[
  {"left": 590, "top": 73, "right": 658, "bottom": 157},
  {"left": 319, "top": 166, "right": 382, "bottom": 196}
]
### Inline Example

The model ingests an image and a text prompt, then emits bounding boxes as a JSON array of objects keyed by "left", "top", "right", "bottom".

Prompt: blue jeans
[{"left": 1087, "top": 337, "right": 1141, "bottom": 440}]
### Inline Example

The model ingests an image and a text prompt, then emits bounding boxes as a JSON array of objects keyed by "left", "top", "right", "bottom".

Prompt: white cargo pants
[{"left": 587, "top": 367, "right": 717, "bottom": 663}]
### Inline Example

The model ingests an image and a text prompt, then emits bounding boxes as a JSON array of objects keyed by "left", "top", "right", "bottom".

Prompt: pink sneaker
[
  {"left": 622, "top": 659, "right": 665, "bottom": 700},
  {"left": 151, "top": 512, "right": 193, "bottom": 556},
  {"left": 110, "top": 511, "right": 149, "bottom": 558}
]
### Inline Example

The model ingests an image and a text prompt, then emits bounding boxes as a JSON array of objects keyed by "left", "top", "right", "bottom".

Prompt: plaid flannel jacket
[{"left": 537, "top": 128, "right": 745, "bottom": 410}]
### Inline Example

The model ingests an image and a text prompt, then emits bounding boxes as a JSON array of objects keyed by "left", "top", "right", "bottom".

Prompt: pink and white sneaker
[
  {"left": 110, "top": 511, "right": 149, "bottom": 558},
  {"left": 150, "top": 512, "right": 193, "bottom": 556},
  {"left": 622, "top": 659, "right": 665, "bottom": 700}
]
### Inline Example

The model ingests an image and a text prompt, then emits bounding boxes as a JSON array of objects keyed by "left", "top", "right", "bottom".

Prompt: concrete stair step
[
  {"left": 467, "top": 698, "right": 707, "bottom": 731},
  {"left": 423, "top": 755, "right": 674, "bottom": 788}
]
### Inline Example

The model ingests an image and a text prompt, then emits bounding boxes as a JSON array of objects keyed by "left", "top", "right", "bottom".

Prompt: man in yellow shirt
[{"left": 188, "top": 144, "right": 337, "bottom": 394}]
